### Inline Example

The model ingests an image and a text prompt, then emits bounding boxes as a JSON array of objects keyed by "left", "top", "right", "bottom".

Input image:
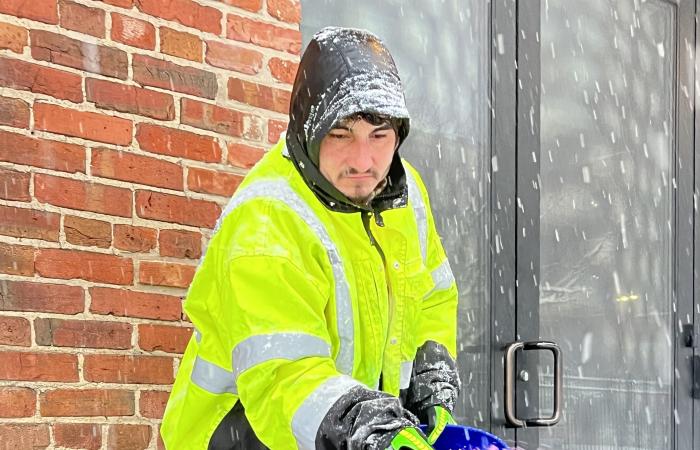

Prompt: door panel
[{"left": 526, "top": 0, "right": 679, "bottom": 448}]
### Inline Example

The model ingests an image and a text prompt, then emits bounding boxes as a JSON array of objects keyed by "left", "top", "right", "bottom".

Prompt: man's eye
[
  {"left": 329, "top": 133, "right": 349, "bottom": 139},
  {"left": 372, "top": 133, "right": 388, "bottom": 139}
]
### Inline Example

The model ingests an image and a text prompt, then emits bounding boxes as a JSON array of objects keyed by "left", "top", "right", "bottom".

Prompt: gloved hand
[
  {"left": 423, "top": 405, "right": 456, "bottom": 445},
  {"left": 387, "top": 427, "right": 434, "bottom": 450}
]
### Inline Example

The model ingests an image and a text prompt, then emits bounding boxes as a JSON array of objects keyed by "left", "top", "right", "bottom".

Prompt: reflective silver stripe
[
  {"left": 191, "top": 333, "right": 331, "bottom": 396},
  {"left": 431, "top": 259, "right": 455, "bottom": 293},
  {"left": 400, "top": 361, "right": 414, "bottom": 389},
  {"left": 194, "top": 328, "right": 202, "bottom": 343},
  {"left": 291, "top": 375, "right": 363, "bottom": 450},
  {"left": 406, "top": 170, "right": 428, "bottom": 263},
  {"left": 191, "top": 356, "right": 236, "bottom": 394},
  {"left": 215, "top": 179, "right": 355, "bottom": 376},
  {"left": 232, "top": 333, "right": 331, "bottom": 380}
]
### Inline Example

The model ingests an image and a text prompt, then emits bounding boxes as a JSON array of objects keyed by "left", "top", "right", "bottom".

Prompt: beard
[{"left": 347, "top": 176, "right": 388, "bottom": 206}]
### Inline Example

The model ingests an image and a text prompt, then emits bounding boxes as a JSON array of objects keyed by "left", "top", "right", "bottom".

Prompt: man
[{"left": 161, "top": 26, "right": 460, "bottom": 450}]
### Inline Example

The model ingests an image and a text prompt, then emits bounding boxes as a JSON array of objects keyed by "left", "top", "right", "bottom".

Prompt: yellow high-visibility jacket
[{"left": 160, "top": 139, "right": 457, "bottom": 449}]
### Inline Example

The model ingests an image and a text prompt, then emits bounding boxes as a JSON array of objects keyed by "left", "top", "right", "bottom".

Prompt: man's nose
[{"left": 347, "top": 139, "right": 373, "bottom": 173}]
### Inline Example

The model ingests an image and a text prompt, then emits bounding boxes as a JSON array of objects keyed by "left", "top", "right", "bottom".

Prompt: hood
[{"left": 285, "top": 26, "right": 411, "bottom": 213}]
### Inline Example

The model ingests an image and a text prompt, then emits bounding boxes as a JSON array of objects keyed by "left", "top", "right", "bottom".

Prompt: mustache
[{"left": 341, "top": 168, "right": 379, "bottom": 178}]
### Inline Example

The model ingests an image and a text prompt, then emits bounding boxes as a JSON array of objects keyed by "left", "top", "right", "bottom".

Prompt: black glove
[
  {"left": 401, "top": 341, "right": 461, "bottom": 426},
  {"left": 315, "top": 385, "right": 420, "bottom": 450}
]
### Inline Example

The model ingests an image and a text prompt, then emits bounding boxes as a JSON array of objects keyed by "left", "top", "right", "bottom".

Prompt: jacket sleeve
[
  {"left": 402, "top": 166, "right": 461, "bottom": 418},
  {"left": 217, "top": 201, "right": 417, "bottom": 449}
]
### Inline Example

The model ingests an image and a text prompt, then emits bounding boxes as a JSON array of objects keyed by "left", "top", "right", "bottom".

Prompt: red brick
[
  {"left": 0, "top": 387, "right": 35, "bottom": 417},
  {"left": 268, "top": 57, "right": 298, "bottom": 84},
  {"left": 0, "top": 96, "right": 29, "bottom": 128},
  {"left": 0, "top": 22, "right": 27, "bottom": 53},
  {"left": 35, "top": 103, "right": 133, "bottom": 145},
  {"left": 113, "top": 225, "right": 157, "bottom": 253},
  {"left": 35, "top": 173, "right": 132, "bottom": 217},
  {"left": 0, "top": 0, "right": 58, "bottom": 24},
  {"left": 35, "top": 249, "right": 134, "bottom": 285},
  {"left": 111, "top": 13, "right": 155, "bottom": 49},
  {"left": 268, "top": 119, "right": 287, "bottom": 143},
  {"left": 92, "top": 148, "right": 183, "bottom": 190},
  {"left": 0, "top": 131, "right": 85, "bottom": 173},
  {"left": 159, "top": 229, "right": 201, "bottom": 259},
  {"left": 0, "top": 424, "right": 49, "bottom": 449},
  {"left": 0, "top": 169, "right": 30, "bottom": 201},
  {"left": 267, "top": 0, "right": 300, "bottom": 23},
  {"left": 147, "top": 399, "right": 169, "bottom": 428},
  {"left": 59, "top": 0, "right": 105, "bottom": 38},
  {"left": 136, "top": 123, "right": 221, "bottom": 162},
  {"left": 35, "top": 318, "right": 132, "bottom": 349},
  {"left": 0, "top": 280, "right": 84, "bottom": 314},
  {"left": 139, "top": 261, "right": 195, "bottom": 289},
  {"left": 220, "top": 0, "right": 261, "bottom": 12},
  {"left": 0, "top": 351, "right": 78, "bottom": 382},
  {"left": 228, "top": 77, "right": 291, "bottom": 114},
  {"left": 139, "top": 323, "right": 191, "bottom": 353},
  {"left": 108, "top": 424, "right": 151, "bottom": 450},
  {"left": 99, "top": 0, "right": 133, "bottom": 7},
  {"left": 0, "top": 204, "right": 60, "bottom": 240},
  {"left": 0, "top": 316, "right": 30, "bottom": 347},
  {"left": 135, "top": 0, "right": 221, "bottom": 34},
  {"left": 35, "top": 249, "right": 134, "bottom": 284},
  {"left": 226, "top": 14, "right": 301, "bottom": 54},
  {"left": 136, "top": 190, "right": 221, "bottom": 228},
  {"left": 84, "top": 354, "right": 174, "bottom": 384},
  {"left": 187, "top": 167, "right": 242, "bottom": 197},
  {"left": 32, "top": 30, "right": 127, "bottom": 79},
  {"left": 140, "top": 390, "right": 169, "bottom": 418},
  {"left": 227, "top": 142, "right": 265, "bottom": 169},
  {"left": 133, "top": 54, "right": 217, "bottom": 99},
  {"left": 205, "top": 40, "right": 262, "bottom": 75},
  {"left": 0, "top": 243, "right": 35, "bottom": 277},
  {"left": 0, "top": 57, "right": 83, "bottom": 103},
  {"left": 41, "top": 389, "right": 134, "bottom": 416},
  {"left": 64, "top": 215, "right": 111, "bottom": 248},
  {"left": 160, "top": 27, "right": 202, "bottom": 62},
  {"left": 54, "top": 423, "right": 101, "bottom": 450},
  {"left": 89, "top": 287, "right": 182, "bottom": 321},
  {"left": 87, "top": 78, "right": 175, "bottom": 121},
  {"left": 181, "top": 98, "right": 262, "bottom": 139}
]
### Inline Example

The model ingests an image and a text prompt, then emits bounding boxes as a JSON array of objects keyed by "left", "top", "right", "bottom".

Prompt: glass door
[{"left": 509, "top": 0, "right": 696, "bottom": 448}]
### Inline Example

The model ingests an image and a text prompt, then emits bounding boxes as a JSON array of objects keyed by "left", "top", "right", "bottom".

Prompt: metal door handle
[{"left": 504, "top": 341, "right": 562, "bottom": 427}]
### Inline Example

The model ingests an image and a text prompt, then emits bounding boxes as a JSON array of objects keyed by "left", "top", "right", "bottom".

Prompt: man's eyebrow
[
  {"left": 331, "top": 124, "right": 352, "bottom": 131},
  {"left": 373, "top": 123, "right": 393, "bottom": 131}
]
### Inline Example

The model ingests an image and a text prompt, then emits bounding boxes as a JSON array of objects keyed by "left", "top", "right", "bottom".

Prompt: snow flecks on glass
[{"left": 538, "top": 0, "right": 675, "bottom": 445}]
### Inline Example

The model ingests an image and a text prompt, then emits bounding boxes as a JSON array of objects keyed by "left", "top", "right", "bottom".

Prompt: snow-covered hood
[{"left": 285, "top": 26, "right": 411, "bottom": 213}]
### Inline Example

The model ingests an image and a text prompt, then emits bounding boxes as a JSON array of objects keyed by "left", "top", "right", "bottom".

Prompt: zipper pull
[
  {"left": 374, "top": 210, "right": 385, "bottom": 227},
  {"left": 362, "top": 211, "right": 376, "bottom": 246}
]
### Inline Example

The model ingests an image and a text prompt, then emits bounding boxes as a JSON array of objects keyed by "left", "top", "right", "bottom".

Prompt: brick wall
[{"left": 0, "top": 0, "right": 300, "bottom": 448}]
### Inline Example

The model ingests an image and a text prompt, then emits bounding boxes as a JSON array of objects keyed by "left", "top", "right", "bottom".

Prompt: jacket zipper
[{"left": 362, "top": 211, "right": 393, "bottom": 391}]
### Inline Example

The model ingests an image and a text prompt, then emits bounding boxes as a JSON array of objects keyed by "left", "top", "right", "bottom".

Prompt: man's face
[{"left": 318, "top": 118, "right": 397, "bottom": 204}]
